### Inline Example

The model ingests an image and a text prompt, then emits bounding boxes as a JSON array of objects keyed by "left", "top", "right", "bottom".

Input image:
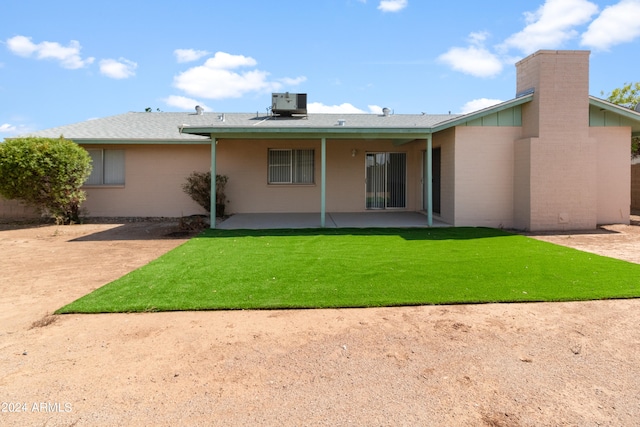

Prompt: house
[{"left": 2, "top": 50, "right": 640, "bottom": 231}]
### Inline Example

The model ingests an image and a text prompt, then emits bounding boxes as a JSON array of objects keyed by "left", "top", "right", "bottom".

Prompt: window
[
  {"left": 268, "top": 149, "right": 314, "bottom": 184},
  {"left": 85, "top": 149, "right": 125, "bottom": 185}
]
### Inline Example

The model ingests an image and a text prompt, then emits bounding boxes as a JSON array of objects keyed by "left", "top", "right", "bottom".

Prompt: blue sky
[{"left": 2, "top": 0, "right": 640, "bottom": 137}]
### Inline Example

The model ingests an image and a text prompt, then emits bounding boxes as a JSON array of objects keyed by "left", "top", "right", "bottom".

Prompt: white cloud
[
  {"left": 308, "top": 102, "right": 365, "bottom": 114},
  {"left": 279, "top": 76, "right": 308, "bottom": 86},
  {"left": 208, "top": 51, "right": 257, "bottom": 69},
  {"left": 460, "top": 98, "right": 504, "bottom": 114},
  {"left": 174, "top": 51, "right": 304, "bottom": 100},
  {"left": 99, "top": 58, "right": 137, "bottom": 79},
  {"left": 438, "top": 46, "right": 503, "bottom": 78},
  {"left": 378, "top": 0, "right": 407, "bottom": 12},
  {"left": 581, "top": 0, "right": 640, "bottom": 51},
  {"left": 174, "top": 48, "right": 210, "bottom": 63},
  {"left": 6, "top": 36, "right": 36, "bottom": 56},
  {"left": 0, "top": 122, "right": 34, "bottom": 137},
  {"left": 163, "top": 95, "right": 211, "bottom": 112},
  {"left": 438, "top": 31, "right": 504, "bottom": 78},
  {"left": 468, "top": 31, "right": 489, "bottom": 45},
  {"left": 307, "top": 102, "right": 381, "bottom": 114},
  {"left": 0, "top": 123, "right": 17, "bottom": 133},
  {"left": 500, "top": 0, "right": 599, "bottom": 54},
  {"left": 6, "top": 35, "right": 95, "bottom": 69}
]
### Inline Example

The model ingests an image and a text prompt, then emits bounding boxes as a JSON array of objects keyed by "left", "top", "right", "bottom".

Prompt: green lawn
[{"left": 57, "top": 227, "right": 640, "bottom": 313}]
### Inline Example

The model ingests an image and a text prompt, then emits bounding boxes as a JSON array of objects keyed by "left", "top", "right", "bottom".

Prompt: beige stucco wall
[
  {"left": 0, "top": 139, "right": 431, "bottom": 220},
  {"left": 591, "top": 127, "right": 630, "bottom": 224},
  {"left": 434, "top": 128, "right": 456, "bottom": 225},
  {"left": 82, "top": 144, "right": 210, "bottom": 217},
  {"left": 513, "top": 138, "right": 533, "bottom": 230},
  {"left": 217, "top": 138, "right": 424, "bottom": 214},
  {"left": 0, "top": 198, "right": 39, "bottom": 219},
  {"left": 452, "top": 126, "right": 522, "bottom": 228},
  {"left": 217, "top": 139, "right": 320, "bottom": 214},
  {"left": 1, "top": 143, "right": 211, "bottom": 219},
  {"left": 530, "top": 136, "right": 598, "bottom": 231}
]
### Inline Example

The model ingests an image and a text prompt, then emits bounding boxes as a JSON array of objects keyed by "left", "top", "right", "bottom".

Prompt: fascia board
[{"left": 430, "top": 94, "right": 534, "bottom": 133}]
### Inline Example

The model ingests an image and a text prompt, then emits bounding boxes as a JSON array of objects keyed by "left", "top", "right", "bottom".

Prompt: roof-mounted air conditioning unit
[{"left": 272, "top": 92, "right": 307, "bottom": 116}]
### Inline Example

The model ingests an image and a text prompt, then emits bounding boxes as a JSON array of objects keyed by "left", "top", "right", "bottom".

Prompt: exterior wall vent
[{"left": 272, "top": 92, "right": 307, "bottom": 116}]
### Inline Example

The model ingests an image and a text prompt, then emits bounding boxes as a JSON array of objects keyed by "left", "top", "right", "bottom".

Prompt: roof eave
[
  {"left": 70, "top": 138, "right": 211, "bottom": 145},
  {"left": 589, "top": 96, "right": 640, "bottom": 136},
  {"left": 430, "top": 93, "right": 534, "bottom": 133},
  {"left": 179, "top": 126, "right": 435, "bottom": 140},
  {"left": 589, "top": 96, "right": 640, "bottom": 121}
]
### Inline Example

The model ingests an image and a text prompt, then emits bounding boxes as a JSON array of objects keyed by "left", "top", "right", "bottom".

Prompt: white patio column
[
  {"left": 426, "top": 134, "right": 433, "bottom": 226},
  {"left": 210, "top": 137, "right": 217, "bottom": 229},
  {"left": 321, "top": 137, "right": 326, "bottom": 227}
]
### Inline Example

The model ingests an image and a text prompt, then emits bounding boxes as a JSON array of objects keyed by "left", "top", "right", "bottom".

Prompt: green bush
[
  {"left": 0, "top": 136, "right": 92, "bottom": 224},
  {"left": 182, "top": 171, "right": 228, "bottom": 216}
]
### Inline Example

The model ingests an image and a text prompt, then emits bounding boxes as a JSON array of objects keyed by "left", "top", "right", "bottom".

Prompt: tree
[
  {"left": 602, "top": 82, "right": 640, "bottom": 158},
  {"left": 0, "top": 136, "right": 92, "bottom": 224},
  {"left": 604, "top": 82, "right": 640, "bottom": 109}
]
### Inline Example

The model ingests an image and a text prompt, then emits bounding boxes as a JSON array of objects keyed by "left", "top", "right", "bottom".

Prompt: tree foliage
[
  {"left": 0, "top": 136, "right": 92, "bottom": 224},
  {"left": 604, "top": 82, "right": 640, "bottom": 109},
  {"left": 603, "top": 82, "right": 640, "bottom": 158}
]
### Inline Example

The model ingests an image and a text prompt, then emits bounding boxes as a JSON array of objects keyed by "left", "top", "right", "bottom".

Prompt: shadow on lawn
[
  {"left": 199, "top": 227, "right": 514, "bottom": 241},
  {"left": 523, "top": 226, "right": 623, "bottom": 238}
]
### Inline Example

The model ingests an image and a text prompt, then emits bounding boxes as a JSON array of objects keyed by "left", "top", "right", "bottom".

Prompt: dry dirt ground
[{"left": 1, "top": 217, "right": 640, "bottom": 426}]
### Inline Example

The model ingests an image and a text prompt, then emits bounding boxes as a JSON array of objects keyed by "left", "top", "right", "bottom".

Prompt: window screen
[{"left": 268, "top": 149, "right": 314, "bottom": 184}]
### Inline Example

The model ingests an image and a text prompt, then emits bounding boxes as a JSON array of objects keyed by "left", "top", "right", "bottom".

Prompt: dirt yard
[{"left": 1, "top": 218, "right": 640, "bottom": 426}]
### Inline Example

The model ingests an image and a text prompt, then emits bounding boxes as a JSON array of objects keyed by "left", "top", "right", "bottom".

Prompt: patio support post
[
  {"left": 321, "top": 137, "right": 326, "bottom": 227},
  {"left": 210, "top": 137, "right": 217, "bottom": 229},
  {"left": 426, "top": 134, "right": 433, "bottom": 226}
]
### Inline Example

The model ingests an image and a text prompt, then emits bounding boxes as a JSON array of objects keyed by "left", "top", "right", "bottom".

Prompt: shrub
[
  {"left": 182, "top": 171, "right": 228, "bottom": 216},
  {"left": 0, "top": 136, "right": 92, "bottom": 224}
]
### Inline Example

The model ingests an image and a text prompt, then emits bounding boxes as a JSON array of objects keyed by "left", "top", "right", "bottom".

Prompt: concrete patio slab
[{"left": 217, "top": 212, "right": 449, "bottom": 230}]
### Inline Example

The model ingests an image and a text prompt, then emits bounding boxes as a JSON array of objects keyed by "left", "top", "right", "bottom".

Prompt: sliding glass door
[{"left": 365, "top": 152, "right": 406, "bottom": 209}]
